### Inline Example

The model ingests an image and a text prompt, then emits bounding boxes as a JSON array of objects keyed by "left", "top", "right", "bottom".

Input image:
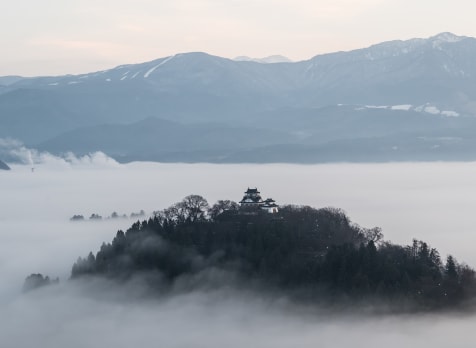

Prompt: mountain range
[{"left": 2, "top": 32, "right": 476, "bottom": 163}]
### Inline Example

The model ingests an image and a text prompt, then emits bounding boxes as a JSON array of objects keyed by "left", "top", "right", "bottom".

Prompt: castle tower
[
  {"left": 239, "top": 188, "right": 263, "bottom": 207},
  {"left": 239, "top": 188, "right": 279, "bottom": 213}
]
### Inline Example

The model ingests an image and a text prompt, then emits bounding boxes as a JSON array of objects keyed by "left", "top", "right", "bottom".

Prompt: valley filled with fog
[{"left": 2, "top": 157, "right": 476, "bottom": 347}]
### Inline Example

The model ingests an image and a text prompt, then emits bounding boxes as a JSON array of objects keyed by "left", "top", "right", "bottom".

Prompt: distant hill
[
  {"left": 0, "top": 160, "right": 10, "bottom": 170},
  {"left": 70, "top": 195, "right": 476, "bottom": 310},
  {"left": 37, "top": 107, "right": 476, "bottom": 163},
  {"left": 0, "top": 76, "right": 25, "bottom": 86},
  {"left": 37, "top": 117, "right": 296, "bottom": 162},
  {"left": 3, "top": 32, "right": 476, "bottom": 163}
]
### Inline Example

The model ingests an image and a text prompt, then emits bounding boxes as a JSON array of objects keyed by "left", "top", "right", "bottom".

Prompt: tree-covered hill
[{"left": 71, "top": 195, "right": 476, "bottom": 309}]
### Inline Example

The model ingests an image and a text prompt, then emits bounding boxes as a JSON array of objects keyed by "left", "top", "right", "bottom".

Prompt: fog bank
[
  {"left": 2, "top": 281, "right": 476, "bottom": 348},
  {"left": 2, "top": 159, "right": 476, "bottom": 346}
]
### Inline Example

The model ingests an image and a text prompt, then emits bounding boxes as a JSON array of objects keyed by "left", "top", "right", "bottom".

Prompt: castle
[{"left": 239, "top": 188, "right": 279, "bottom": 213}]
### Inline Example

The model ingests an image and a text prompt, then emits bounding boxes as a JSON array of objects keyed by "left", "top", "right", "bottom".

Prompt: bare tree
[
  {"left": 179, "top": 195, "right": 210, "bottom": 222},
  {"left": 363, "top": 227, "right": 384, "bottom": 243},
  {"left": 209, "top": 200, "right": 240, "bottom": 220}
]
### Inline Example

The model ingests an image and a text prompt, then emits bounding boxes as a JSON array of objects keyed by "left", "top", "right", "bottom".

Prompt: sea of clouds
[{"left": 2, "top": 148, "right": 476, "bottom": 347}]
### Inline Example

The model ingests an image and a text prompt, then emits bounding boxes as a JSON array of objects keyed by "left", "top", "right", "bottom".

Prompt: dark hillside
[
  {"left": 72, "top": 195, "right": 476, "bottom": 309},
  {"left": 0, "top": 160, "right": 10, "bottom": 170}
]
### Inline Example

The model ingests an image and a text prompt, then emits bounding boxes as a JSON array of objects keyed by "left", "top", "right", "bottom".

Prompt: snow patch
[
  {"left": 68, "top": 81, "right": 80, "bottom": 85},
  {"left": 441, "top": 110, "right": 459, "bottom": 117},
  {"left": 234, "top": 55, "right": 292, "bottom": 63},
  {"left": 391, "top": 105, "right": 412, "bottom": 111},
  {"left": 48, "top": 83, "right": 59, "bottom": 86},
  {"left": 144, "top": 55, "right": 175, "bottom": 78},
  {"left": 431, "top": 33, "right": 464, "bottom": 49},
  {"left": 105, "top": 78, "right": 111, "bottom": 82},
  {"left": 131, "top": 71, "right": 141, "bottom": 79},
  {"left": 424, "top": 106, "right": 440, "bottom": 115},
  {"left": 358, "top": 103, "right": 459, "bottom": 117},
  {"left": 433, "top": 32, "right": 464, "bottom": 43},
  {"left": 365, "top": 105, "right": 388, "bottom": 109}
]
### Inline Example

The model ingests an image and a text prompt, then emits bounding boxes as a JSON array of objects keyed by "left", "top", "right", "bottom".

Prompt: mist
[
  {"left": 2, "top": 157, "right": 476, "bottom": 346},
  {"left": 3, "top": 281, "right": 476, "bottom": 348}
]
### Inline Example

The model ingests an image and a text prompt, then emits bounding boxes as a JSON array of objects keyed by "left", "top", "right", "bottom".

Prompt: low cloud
[
  {"left": 3, "top": 160, "right": 476, "bottom": 346},
  {"left": 2, "top": 278, "right": 476, "bottom": 348},
  {"left": 0, "top": 138, "right": 120, "bottom": 169}
]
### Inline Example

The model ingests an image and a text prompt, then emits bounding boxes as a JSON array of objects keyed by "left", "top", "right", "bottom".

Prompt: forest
[{"left": 69, "top": 195, "right": 476, "bottom": 310}]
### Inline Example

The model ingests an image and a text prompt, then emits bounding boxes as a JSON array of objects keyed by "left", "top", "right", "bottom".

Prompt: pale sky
[{"left": 1, "top": 0, "right": 476, "bottom": 76}]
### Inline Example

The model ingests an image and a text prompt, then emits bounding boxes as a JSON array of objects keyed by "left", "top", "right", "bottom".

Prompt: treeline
[
  {"left": 71, "top": 195, "right": 476, "bottom": 309},
  {"left": 23, "top": 273, "right": 59, "bottom": 292},
  {"left": 70, "top": 210, "right": 146, "bottom": 221}
]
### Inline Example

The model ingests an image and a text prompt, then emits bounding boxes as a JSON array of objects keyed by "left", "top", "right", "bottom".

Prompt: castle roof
[
  {"left": 262, "top": 198, "right": 278, "bottom": 208},
  {"left": 240, "top": 196, "right": 263, "bottom": 203},
  {"left": 240, "top": 187, "right": 263, "bottom": 204},
  {"left": 239, "top": 188, "right": 279, "bottom": 213}
]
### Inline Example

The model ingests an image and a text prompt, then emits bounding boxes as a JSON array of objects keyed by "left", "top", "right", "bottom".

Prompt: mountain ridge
[
  {"left": 2, "top": 32, "right": 476, "bottom": 163},
  {"left": 2, "top": 32, "right": 471, "bottom": 81}
]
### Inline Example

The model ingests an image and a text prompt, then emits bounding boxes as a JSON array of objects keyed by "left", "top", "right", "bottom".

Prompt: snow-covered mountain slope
[
  {"left": 293, "top": 32, "right": 476, "bottom": 108},
  {"left": 2, "top": 32, "right": 476, "bottom": 163}
]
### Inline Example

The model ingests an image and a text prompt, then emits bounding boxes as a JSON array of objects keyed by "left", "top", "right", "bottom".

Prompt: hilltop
[{"left": 70, "top": 193, "right": 476, "bottom": 310}]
